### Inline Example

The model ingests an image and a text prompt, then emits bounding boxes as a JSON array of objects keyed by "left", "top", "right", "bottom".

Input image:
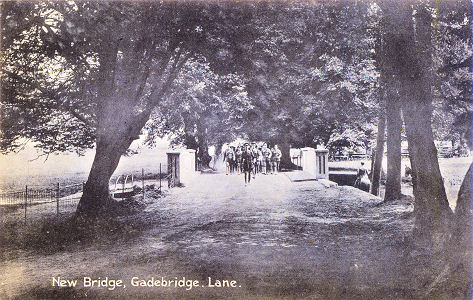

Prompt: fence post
[
  {"left": 142, "top": 168, "right": 145, "bottom": 199},
  {"left": 159, "top": 163, "right": 162, "bottom": 191},
  {"left": 56, "top": 183, "right": 60, "bottom": 216},
  {"left": 24, "top": 185, "right": 28, "bottom": 223}
]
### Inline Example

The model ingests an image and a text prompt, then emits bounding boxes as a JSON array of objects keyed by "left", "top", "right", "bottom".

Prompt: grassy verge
[{"left": 0, "top": 192, "right": 164, "bottom": 260}]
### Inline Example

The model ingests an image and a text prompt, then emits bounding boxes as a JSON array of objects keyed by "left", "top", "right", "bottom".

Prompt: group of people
[{"left": 223, "top": 142, "right": 282, "bottom": 185}]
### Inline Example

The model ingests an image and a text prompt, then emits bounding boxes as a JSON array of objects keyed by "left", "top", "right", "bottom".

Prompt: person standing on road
[
  {"left": 261, "top": 143, "right": 272, "bottom": 175},
  {"left": 356, "top": 162, "right": 367, "bottom": 178},
  {"left": 241, "top": 143, "right": 254, "bottom": 185},
  {"left": 257, "top": 146, "right": 264, "bottom": 174},
  {"left": 223, "top": 145, "right": 235, "bottom": 175},
  {"left": 271, "top": 144, "right": 282, "bottom": 174},
  {"left": 251, "top": 142, "right": 259, "bottom": 178},
  {"left": 354, "top": 161, "right": 369, "bottom": 191},
  {"left": 235, "top": 145, "right": 243, "bottom": 174}
]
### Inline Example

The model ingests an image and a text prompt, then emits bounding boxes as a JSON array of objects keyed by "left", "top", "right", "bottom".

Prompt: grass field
[{"left": 0, "top": 148, "right": 169, "bottom": 191}]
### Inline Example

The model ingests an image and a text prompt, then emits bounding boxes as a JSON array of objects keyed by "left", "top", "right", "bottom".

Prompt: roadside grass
[{"left": 0, "top": 191, "right": 165, "bottom": 260}]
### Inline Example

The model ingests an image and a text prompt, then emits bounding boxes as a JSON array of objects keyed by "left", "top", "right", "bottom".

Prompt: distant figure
[
  {"left": 251, "top": 143, "right": 259, "bottom": 178},
  {"left": 357, "top": 162, "right": 367, "bottom": 177},
  {"left": 257, "top": 146, "right": 264, "bottom": 173},
  {"left": 261, "top": 143, "right": 272, "bottom": 174},
  {"left": 235, "top": 145, "right": 243, "bottom": 174},
  {"left": 271, "top": 145, "right": 282, "bottom": 174},
  {"left": 223, "top": 145, "right": 234, "bottom": 175},
  {"left": 241, "top": 143, "right": 253, "bottom": 185},
  {"left": 354, "top": 162, "right": 370, "bottom": 192}
]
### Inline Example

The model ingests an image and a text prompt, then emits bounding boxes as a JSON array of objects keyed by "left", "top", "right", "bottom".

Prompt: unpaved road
[{"left": 0, "top": 172, "right": 415, "bottom": 299}]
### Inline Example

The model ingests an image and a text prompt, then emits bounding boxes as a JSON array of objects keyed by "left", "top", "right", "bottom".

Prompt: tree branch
[
  {"left": 145, "top": 50, "right": 193, "bottom": 111},
  {"left": 133, "top": 39, "right": 168, "bottom": 105}
]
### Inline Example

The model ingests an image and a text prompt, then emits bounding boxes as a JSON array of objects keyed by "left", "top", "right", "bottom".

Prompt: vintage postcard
[{"left": 0, "top": 0, "right": 471, "bottom": 299}]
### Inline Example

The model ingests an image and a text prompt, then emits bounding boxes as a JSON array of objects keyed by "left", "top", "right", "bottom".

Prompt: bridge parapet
[
  {"left": 300, "top": 147, "right": 329, "bottom": 179},
  {"left": 167, "top": 149, "right": 198, "bottom": 187}
]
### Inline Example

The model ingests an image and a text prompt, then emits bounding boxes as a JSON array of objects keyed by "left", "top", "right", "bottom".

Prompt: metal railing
[
  {"left": 0, "top": 166, "right": 168, "bottom": 223},
  {"left": 0, "top": 182, "right": 84, "bottom": 223},
  {"left": 0, "top": 183, "right": 83, "bottom": 207}
]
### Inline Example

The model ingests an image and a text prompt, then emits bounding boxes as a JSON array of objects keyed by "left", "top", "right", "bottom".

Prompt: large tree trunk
[
  {"left": 75, "top": 37, "right": 124, "bottom": 217},
  {"left": 370, "top": 104, "right": 386, "bottom": 196},
  {"left": 384, "top": 85, "right": 402, "bottom": 201},
  {"left": 399, "top": 7, "right": 453, "bottom": 248},
  {"left": 425, "top": 163, "right": 473, "bottom": 298},
  {"left": 196, "top": 127, "right": 212, "bottom": 169},
  {"left": 279, "top": 141, "right": 298, "bottom": 170},
  {"left": 449, "top": 163, "right": 473, "bottom": 294},
  {"left": 381, "top": 3, "right": 452, "bottom": 248},
  {"left": 403, "top": 79, "right": 453, "bottom": 249},
  {"left": 197, "top": 142, "right": 212, "bottom": 170},
  {"left": 76, "top": 136, "right": 124, "bottom": 216},
  {"left": 73, "top": 15, "right": 189, "bottom": 217},
  {"left": 76, "top": 105, "right": 146, "bottom": 216}
]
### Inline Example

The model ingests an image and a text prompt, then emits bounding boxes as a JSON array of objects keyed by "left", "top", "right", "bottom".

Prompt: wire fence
[
  {"left": 0, "top": 183, "right": 83, "bottom": 207},
  {"left": 0, "top": 183, "right": 84, "bottom": 223},
  {"left": 0, "top": 166, "right": 168, "bottom": 224}
]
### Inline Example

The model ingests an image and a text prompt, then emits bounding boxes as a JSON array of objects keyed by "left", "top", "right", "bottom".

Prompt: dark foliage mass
[{"left": 1, "top": 1, "right": 470, "bottom": 157}]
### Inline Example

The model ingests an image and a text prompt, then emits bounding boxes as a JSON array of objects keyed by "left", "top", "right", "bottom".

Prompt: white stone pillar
[
  {"left": 167, "top": 149, "right": 197, "bottom": 187},
  {"left": 180, "top": 149, "right": 197, "bottom": 185},
  {"left": 300, "top": 147, "right": 316, "bottom": 176},
  {"left": 315, "top": 149, "right": 329, "bottom": 179},
  {"left": 167, "top": 151, "right": 180, "bottom": 186}
]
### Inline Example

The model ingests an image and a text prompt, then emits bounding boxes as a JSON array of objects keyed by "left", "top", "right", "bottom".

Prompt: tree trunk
[
  {"left": 453, "top": 167, "right": 473, "bottom": 239},
  {"left": 425, "top": 163, "right": 473, "bottom": 298},
  {"left": 370, "top": 106, "right": 386, "bottom": 196},
  {"left": 402, "top": 77, "right": 453, "bottom": 248},
  {"left": 76, "top": 136, "right": 125, "bottom": 216},
  {"left": 384, "top": 86, "right": 402, "bottom": 201},
  {"left": 197, "top": 127, "right": 211, "bottom": 169},
  {"left": 76, "top": 107, "right": 146, "bottom": 216},
  {"left": 198, "top": 143, "right": 212, "bottom": 169},
  {"left": 400, "top": 6, "right": 453, "bottom": 248},
  {"left": 75, "top": 40, "right": 128, "bottom": 217},
  {"left": 448, "top": 163, "right": 473, "bottom": 295},
  {"left": 380, "top": 3, "right": 453, "bottom": 247},
  {"left": 279, "top": 141, "right": 298, "bottom": 170}
]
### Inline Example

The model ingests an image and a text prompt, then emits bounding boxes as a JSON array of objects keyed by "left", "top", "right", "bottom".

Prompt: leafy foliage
[
  {"left": 432, "top": 3, "right": 472, "bottom": 146},
  {"left": 144, "top": 58, "right": 250, "bottom": 152},
  {"left": 1, "top": 0, "right": 470, "bottom": 157}
]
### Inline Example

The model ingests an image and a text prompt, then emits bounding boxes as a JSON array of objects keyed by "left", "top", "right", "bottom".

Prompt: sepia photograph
[{"left": 0, "top": 0, "right": 471, "bottom": 299}]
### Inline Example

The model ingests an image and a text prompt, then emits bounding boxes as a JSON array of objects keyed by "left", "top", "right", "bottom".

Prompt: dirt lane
[{"left": 0, "top": 172, "right": 415, "bottom": 299}]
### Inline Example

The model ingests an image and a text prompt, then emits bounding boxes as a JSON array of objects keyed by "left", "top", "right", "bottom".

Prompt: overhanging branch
[{"left": 145, "top": 50, "right": 194, "bottom": 110}]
